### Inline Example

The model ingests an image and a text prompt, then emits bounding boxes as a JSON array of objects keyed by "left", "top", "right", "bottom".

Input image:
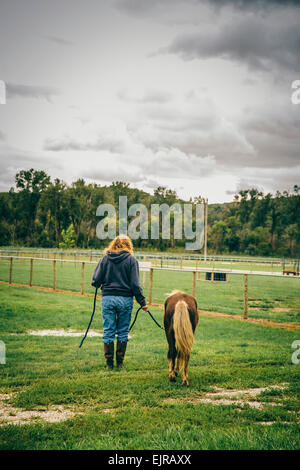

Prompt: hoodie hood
[{"left": 106, "top": 250, "right": 131, "bottom": 264}]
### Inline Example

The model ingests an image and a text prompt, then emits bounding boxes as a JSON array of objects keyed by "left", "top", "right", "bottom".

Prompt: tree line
[{"left": 0, "top": 169, "right": 299, "bottom": 257}]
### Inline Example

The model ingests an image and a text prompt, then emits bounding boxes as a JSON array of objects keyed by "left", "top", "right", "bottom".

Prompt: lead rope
[
  {"left": 79, "top": 287, "right": 98, "bottom": 348},
  {"left": 129, "top": 307, "right": 164, "bottom": 331},
  {"left": 79, "top": 289, "right": 164, "bottom": 348}
]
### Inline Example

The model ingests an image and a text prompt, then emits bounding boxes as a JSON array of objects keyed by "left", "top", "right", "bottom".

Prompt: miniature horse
[{"left": 164, "top": 291, "right": 199, "bottom": 386}]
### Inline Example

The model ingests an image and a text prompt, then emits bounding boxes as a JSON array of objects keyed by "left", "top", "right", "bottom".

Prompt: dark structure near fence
[
  {"left": 205, "top": 272, "right": 228, "bottom": 281},
  {"left": 282, "top": 259, "right": 300, "bottom": 276}
]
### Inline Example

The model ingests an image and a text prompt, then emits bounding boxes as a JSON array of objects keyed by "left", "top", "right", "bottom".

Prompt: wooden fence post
[
  {"left": 29, "top": 258, "right": 33, "bottom": 287},
  {"left": 192, "top": 271, "right": 196, "bottom": 298},
  {"left": 81, "top": 262, "right": 85, "bottom": 295},
  {"left": 243, "top": 274, "right": 248, "bottom": 320},
  {"left": 53, "top": 260, "right": 56, "bottom": 291},
  {"left": 9, "top": 257, "right": 13, "bottom": 284},
  {"left": 148, "top": 268, "right": 153, "bottom": 305}
]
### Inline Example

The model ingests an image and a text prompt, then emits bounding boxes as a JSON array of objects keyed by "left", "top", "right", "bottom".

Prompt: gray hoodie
[{"left": 91, "top": 250, "right": 146, "bottom": 307}]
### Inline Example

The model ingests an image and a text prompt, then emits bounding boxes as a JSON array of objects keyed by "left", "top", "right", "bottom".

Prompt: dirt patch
[
  {"left": 0, "top": 393, "right": 14, "bottom": 401},
  {"left": 191, "top": 398, "right": 267, "bottom": 408},
  {"left": 207, "top": 384, "right": 287, "bottom": 398},
  {"left": 164, "top": 384, "right": 287, "bottom": 409},
  {"left": 256, "top": 421, "right": 290, "bottom": 426},
  {"left": 270, "top": 308, "right": 291, "bottom": 313},
  {"left": 0, "top": 393, "right": 74, "bottom": 426},
  {"left": 28, "top": 329, "right": 102, "bottom": 337},
  {"left": 166, "top": 397, "right": 279, "bottom": 409}
]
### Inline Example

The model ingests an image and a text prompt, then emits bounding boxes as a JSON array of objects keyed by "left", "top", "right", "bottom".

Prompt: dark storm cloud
[
  {"left": 115, "top": 0, "right": 300, "bottom": 17},
  {"left": 209, "top": 0, "right": 300, "bottom": 9},
  {"left": 6, "top": 83, "right": 60, "bottom": 102},
  {"left": 156, "top": 15, "right": 300, "bottom": 73},
  {"left": 44, "top": 135, "right": 125, "bottom": 154}
]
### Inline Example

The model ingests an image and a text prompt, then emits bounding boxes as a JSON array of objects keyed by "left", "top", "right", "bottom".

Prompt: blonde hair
[{"left": 104, "top": 234, "right": 133, "bottom": 255}]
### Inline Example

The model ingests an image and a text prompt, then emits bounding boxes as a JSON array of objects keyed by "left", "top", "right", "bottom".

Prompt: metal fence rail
[
  {"left": 0, "top": 248, "right": 297, "bottom": 265},
  {"left": 0, "top": 255, "right": 299, "bottom": 321}
]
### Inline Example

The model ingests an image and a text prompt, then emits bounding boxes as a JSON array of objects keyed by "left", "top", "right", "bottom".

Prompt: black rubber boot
[
  {"left": 116, "top": 341, "right": 127, "bottom": 369},
  {"left": 104, "top": 342, "right": 114, "bottom": 370}
]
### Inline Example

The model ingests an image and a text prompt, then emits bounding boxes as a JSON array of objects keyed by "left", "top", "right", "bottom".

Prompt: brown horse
[{"left": 163, "top": 291, "right": 199, "bottom": 386}]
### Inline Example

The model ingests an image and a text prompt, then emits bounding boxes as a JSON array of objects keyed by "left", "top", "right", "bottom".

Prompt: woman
[{"left": 91, "top": 235, "right": 148, "bottom": 370}]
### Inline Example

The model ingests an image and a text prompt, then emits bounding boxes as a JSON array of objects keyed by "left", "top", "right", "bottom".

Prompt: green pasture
[
  {"left": 0, "top": 256, "right": 299, "bottom": 324},
  {"left": 0, "top": 284, "right": 299, "bottom": 449}
]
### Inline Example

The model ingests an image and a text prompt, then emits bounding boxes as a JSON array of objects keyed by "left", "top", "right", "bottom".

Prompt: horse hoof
[
  {"left": 182, "top": 381, "right": 189, "bottom": 387},
  {"left": 169, "top": 375, "right": 176, "bottom": 382},
  {"left": 175, "top": 371, "right": 178, "bottom": 377}
]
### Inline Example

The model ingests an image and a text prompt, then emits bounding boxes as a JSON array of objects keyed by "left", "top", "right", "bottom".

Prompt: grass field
[
  {"left": 0, "top": 255, "right": 299, "bottom": 324},
  {"left": 0, "top": 284, "right": 300, "bottom": 450}
]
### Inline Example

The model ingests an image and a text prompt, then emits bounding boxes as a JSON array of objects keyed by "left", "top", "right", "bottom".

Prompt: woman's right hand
[{"left": 142, "top": 305, "right": 149, "bottom": 312}]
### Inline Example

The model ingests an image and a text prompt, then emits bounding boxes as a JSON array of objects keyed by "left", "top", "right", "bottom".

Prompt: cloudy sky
[{"left": 0, "top": 0, "right": 299, "bottom": 202}]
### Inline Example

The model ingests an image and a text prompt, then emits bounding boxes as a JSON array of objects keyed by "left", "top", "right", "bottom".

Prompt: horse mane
[{"left": 166, "top": 290, "right": 184, "bottom": 299}]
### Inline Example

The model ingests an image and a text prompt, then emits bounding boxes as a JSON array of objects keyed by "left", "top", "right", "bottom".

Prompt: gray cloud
[
  {"left": 130, "top": 84, "right": 300, "bottom": 171},
  {"left": 226, "top": 179, "right": 264, "bottom": 195},
  {"left": 118, "top": 89, "right": 173, "bottom": 104},
  {"left": 45, "top": 35, "right": 74, "bottom": 46},
  {"left": 82, "top": 167, "right": 145, "bottom": 184},
  {"left": 6, "top": 83, "right": 60, "bottom": 102},
  {"left": 0, "top": 146, "right": 62, "bottom": 192},
  {"left": 241, "top": 107, "right": 300, "bottom": 168},
  {"left": 208, "top": 0, "right": 300, "bottom": 9},
  {"left": 142, "top": 148, "right": 217, "bottom": 180},
  {"left": 44, "top": 135, "right": 125, "bottom": 154},
  {"left": 155, "top": 14, "right": 300, "bottom": 73},
  {"left": 115, "top": 0, "right": 300, "bottom": 22},
  {"left": 226, "top": 167, "right": 300, "bottom": 196},
  {"left": 132, "top": 93, "right": 256, "bottom": 167},
  {"left": 116, "top": 0, "right": 300, "bottom": 14},
  {"left": 0, "top": 130, "right": 5, "bottom": 141}
]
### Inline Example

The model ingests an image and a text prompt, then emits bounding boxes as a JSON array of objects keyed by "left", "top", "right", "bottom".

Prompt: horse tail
[{"left": 173, "top": 300, "right": 194, "bottom": 368}]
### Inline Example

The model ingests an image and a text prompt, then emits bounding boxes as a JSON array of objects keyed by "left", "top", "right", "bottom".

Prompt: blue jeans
[{"left": 101, "top": 296, "right": 133, "bottom": 343}]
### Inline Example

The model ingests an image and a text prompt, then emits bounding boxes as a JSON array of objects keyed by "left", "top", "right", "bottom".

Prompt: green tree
[{"left": 59, "top": 224, "right": 76, "bottom": 249}]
